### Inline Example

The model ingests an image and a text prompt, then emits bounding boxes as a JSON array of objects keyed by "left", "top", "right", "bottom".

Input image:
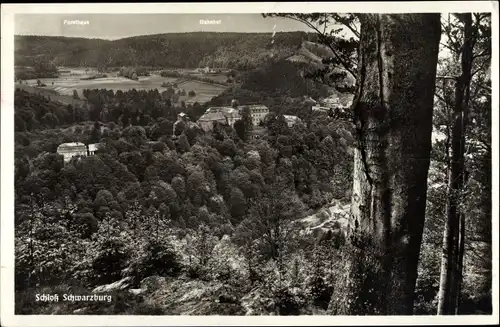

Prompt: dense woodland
[
  {"left": 15, "top": 32, "right": 316, "bottom": 70},
  {"left": 15, "top": 86, "right": 354, "bottom": 314},
  {"left": 13, "top": 13, "right": 492, "bottom": 316}
]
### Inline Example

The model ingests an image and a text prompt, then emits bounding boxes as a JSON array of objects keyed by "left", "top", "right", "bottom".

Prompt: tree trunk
[
  {"left": 454, "top": 212, "right": 466, "bottom": 314},
  {"left": 328, "top": 14, "right": 441, "bottom": 315},
  {"left": 437, "top": 13, "right": 473, "bottom": 315}
]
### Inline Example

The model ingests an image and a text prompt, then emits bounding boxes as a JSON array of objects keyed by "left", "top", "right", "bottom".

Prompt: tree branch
[
  {"left": 476, "top": 138, "right": 492, "bottom": 153},
  {"left": 332, "top": 14, "right": 361, "bottom": 39},
  {"left": 441, "top": 21, "right": 461, "bottom": 53},
  {"left": 434, "top": 91, "right": 452, "bottom": 107},
  {"left": 471, "top": 80, "right": 491, "bottom": 93},
  {"left": 440, "top": 42, "right": 458, "bottom": 54},
  {"left": 473, "top": 48, "right": 491, "bottom": 60},
  {"left": 280, "top": 14, "right": 358, "bottom": 80}
]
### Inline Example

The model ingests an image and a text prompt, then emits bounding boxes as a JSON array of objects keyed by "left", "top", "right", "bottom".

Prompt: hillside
[
  {"left": 15, "top": 32, "right": 316, "bottom": 70},
  {"left": 287, "top": 41, "right": 357, "bottom": 88}
]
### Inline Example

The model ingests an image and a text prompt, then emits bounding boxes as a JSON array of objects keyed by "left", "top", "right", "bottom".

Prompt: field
[
  {"left": 14, "top": 83, "right": 86, "bottom": 106},
  {"left": 188, "top": 72, "right": 230, "bottom": 84},
  {"left": 177, "top": 80, "right": 228, "bottom": 105},
  {"left": 20, "top": 68, "right": 229, "bottom": 105}
]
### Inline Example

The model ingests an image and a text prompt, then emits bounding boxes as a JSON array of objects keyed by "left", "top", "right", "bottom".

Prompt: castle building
[
  {"left": 57, "top": 142, "right": 88, "bottom": 162},
  {"left": 57, "top": 142, "right": 102, "bottom": 162},
  {"left": 197, "top": 111, "right": 227, "bottom": 131},
  {"left": 244, "top": 105, "right": 269, "bottom": 126},
  {"left": 204, "top": 107, "right": 242, "bottom": 127},
  {"left": 197, "top": 103, "right": 270, "bottom": 132}
]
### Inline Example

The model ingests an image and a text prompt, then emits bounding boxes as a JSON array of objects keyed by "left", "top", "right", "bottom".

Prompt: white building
[
  {"left": 88, "top": 143, "right": 101, "bottom": 155},
  {"left": 312, "top": 105, "right": 331, "bottom": 113},
  {"left": 321, "top": 96, "right": 342, "bottom": 107},
  {"left": 205, "top": 107, "right": 242, "bottom": 127},
  {"left": 197, "top": 111, "right": 227, "bottom": 132},
  {"left": 57, "top": 142, "right": 88, "bottom": 162},
  {"left": 312, "top": 95, "right": 351, "bottom": 114},
  {"left": 244, "top": 105, "right": 270, "bottom": 126},
  {"left": 203, "top": 66, "right": 216, "bottom": 74},
  {"left": 57, "top": 142, "right": 102, "bottom": 162}
]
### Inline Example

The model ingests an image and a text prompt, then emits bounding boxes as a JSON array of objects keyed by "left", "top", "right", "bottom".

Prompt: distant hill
[{"left": 15, "top": 32, "right": 317, "bottom": 70}]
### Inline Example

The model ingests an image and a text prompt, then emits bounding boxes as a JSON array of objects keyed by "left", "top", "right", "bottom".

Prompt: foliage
[
  {"left": 126, "top": 239, "right": 182, "bottom": 286},
  {"left": 15, "top": 32, "right": 310, "bottom": 70},
  {"left": 416, "top": 12, "right": 492, "bottom": 315},
  {"left": 13, "top": 14, "right": 492, "bottom": 316}
]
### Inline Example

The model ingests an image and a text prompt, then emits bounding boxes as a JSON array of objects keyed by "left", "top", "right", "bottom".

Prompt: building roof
[
  {"left": 247, "top": 104, "right": 269, "bottom": 111},
  {"left": 312, "top": 105, "right": 331, "bottom": 111},
  {"left": 205, "top": 107, "right": 223, "bottom": 113},
  {"left": 220, "top": 107, "right": 240, "bottom": 119},
  {"left": 321, "top": 96, "right": 340, "bottom": 104},
  {"left": 205, "top": 106, "right": 234, "bottom": 114},
  {"left": 198, "top": 112, "right": 226, "bottom": 122},
  {"left": 203, "top": 107, "right": 241, "bottom": 119},
  {"left": 57, "top": 142, "right": 86, "bottom": 150},
  {"left": 223, "top": 112, "right": 241, "bottom": 119}
]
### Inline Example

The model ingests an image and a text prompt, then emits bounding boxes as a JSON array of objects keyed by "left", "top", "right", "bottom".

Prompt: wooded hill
[{"left": 15, "top": 32, "right": 317, "bottom": 70}]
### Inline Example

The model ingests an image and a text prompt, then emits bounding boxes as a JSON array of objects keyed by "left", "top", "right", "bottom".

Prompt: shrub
[
  {"left": 306, "top": 276, "right": 333, "bottom": 310},
  {"left": 125, "top": 239, "right": 182, "bottom": 286},
  {"left": 274, "top": 287, "right": 306, "bottom": 315},
  {"left": 90, "top": 237, "right": 130, "bottom": 285}
]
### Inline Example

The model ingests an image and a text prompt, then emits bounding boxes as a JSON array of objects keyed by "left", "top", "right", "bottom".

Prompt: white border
[{"left": 1, "top": 2, "right": 498, "bottom": 326}]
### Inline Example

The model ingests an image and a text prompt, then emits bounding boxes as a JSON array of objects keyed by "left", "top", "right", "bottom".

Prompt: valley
[{"left": 11, "top": 14, "right": 493, "bottom": 318}]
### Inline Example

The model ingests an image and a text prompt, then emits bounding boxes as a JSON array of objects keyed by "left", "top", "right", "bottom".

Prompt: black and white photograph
[{"left": 1, "top": 2, "right": 498, "bottom": 325}]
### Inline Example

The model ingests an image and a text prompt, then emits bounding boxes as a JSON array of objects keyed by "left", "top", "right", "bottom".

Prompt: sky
[{"left": 14, "top": 13, "right": 315, "bottom": 39}]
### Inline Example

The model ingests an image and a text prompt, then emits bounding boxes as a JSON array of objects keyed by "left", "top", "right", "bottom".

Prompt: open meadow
[{"left": 20, "top": 68, "right": 229, "bottom": 105}]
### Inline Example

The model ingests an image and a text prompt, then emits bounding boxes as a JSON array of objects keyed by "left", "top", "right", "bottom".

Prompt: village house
[
  {"left": 56, "top": 142, "right": 89, "bottom": 163},
  {"left": 321, "top": 95, "right": 342, "bottom": 107},
  {"left": 312, "top": 95, "right": 350, "bottom": 113},
  {"left": 199, "top": 66, "right": 217, "bottom": 74}
]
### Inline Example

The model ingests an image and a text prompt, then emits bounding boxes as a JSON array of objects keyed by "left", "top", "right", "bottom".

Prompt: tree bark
[
  {"left": 454, "top": 211, "right": 466, "bottom": 314},
  {"left": 328, "top": 14, "right": 441, "bottom": 315},
  {"left": 437, "top": 13, "right": 473, "bottom": 315}
]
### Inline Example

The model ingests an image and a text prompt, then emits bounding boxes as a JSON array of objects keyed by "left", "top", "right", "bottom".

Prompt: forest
[
  {"left": 14, "top": 32, "right": 315, "bottom": 70},
  {"left": 13, "top": 13, "right": 492, "bottom": 316}
]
